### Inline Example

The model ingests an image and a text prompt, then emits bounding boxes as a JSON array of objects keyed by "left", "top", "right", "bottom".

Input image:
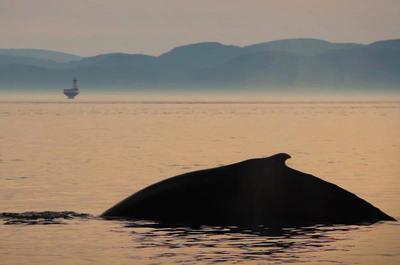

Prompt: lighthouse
[{"left": 63, "top": 78, "right": 80, "bottom": 99}]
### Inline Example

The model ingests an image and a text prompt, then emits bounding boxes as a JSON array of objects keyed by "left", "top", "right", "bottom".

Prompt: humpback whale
[{"left": 102, "top": 153, "right": 395, "bottom": 226}]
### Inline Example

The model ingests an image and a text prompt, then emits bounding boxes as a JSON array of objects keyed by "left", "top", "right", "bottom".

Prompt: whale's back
[{"left": 102, "top": 153, "right": 395, "bottom": 226}]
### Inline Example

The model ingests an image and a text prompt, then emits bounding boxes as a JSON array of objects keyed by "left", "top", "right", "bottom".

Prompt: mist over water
[
  {"left": 0, "top": 94, "right": 399, "bottom": 264},
  {"left": 1, "top": 89, "right": 400, "bottom": 103}
]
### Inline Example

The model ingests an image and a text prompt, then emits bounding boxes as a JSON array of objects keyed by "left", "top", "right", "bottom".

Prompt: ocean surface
[{"left": 0, "top": 98, "right": 399, "bottom": 264}]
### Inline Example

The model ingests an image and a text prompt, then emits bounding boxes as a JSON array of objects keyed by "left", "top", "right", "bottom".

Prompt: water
[{"left": 0, "top": 99, "right": 399, "bottom": 264}]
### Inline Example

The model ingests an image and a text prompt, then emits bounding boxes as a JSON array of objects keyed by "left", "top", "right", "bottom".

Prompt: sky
[{"left": 1, "top": 0, "right": 399, "bottom": 56}]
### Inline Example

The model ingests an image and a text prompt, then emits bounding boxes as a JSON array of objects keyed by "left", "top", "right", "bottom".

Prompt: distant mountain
[
  {"left": 190, "top": 39, "right": 400, "bottom": 90},
  {"left": 189, "top": 50, "right": 304, "bottom": 89},
  {"left": 244, "top": 38, "right": 364, "bottom": 56},
  {"left": 73, "top": 53, "right": 159, "bottom": 87},
  {"left": 0, "top": 39, "right": 399, "bottom": 92},
  {"left": 0, "top": 54, "right": 62, "bottom": 68},
  {"left": 158, "top": 42, "right": 244, "bottom": 69},
  {"left": 368, "top": 39, "right": 400, "bottom": 50},
  {"left": 0, "top": 64, "right": 66, "bottom": 88},
  {"left": 310, "top": 39, "right": 400, "bottom": 89},
  {"left": 0, "top": 49, "right": 82, "bottom": 62}
]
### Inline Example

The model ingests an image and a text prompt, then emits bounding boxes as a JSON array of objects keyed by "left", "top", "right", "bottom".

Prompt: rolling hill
[{"left": 0, "top": 39, "right": 399, "bottom": 92}]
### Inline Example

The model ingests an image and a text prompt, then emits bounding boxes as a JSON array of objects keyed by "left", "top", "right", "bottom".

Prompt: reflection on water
[{"left": 119, "top": 220, "right": 366, "bottom": 264}]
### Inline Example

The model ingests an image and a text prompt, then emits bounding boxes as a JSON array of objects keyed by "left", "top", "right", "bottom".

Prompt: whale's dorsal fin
[{"left": 268, "top": 153, "right": 291, "bottom": 166}]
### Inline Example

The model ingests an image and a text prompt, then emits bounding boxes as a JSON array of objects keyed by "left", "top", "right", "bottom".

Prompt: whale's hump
[{"left": 102, "top": 153, "right": 396, "bottom": 226}]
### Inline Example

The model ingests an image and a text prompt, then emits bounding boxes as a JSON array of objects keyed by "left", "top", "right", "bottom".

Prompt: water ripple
[
  {"left": 0, "top": 211, "right": 92, "bottom": 225},
  {"left": 110, "top": 220, "right": 368, "bottom": 264}
]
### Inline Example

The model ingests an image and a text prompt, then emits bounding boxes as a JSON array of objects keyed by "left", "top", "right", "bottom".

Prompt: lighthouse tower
[{"left": 63, "top": 78, "right": 80, "bottom": 99}]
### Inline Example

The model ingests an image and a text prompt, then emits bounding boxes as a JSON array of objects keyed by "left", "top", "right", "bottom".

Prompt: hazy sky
[{"left": 1, "top": 0, "right": 399, "bottom": 56}]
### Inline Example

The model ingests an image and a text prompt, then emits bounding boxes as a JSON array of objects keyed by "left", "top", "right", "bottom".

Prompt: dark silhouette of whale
[{"left": 102, "top": 153, "right": 395, "bottom": 226}]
